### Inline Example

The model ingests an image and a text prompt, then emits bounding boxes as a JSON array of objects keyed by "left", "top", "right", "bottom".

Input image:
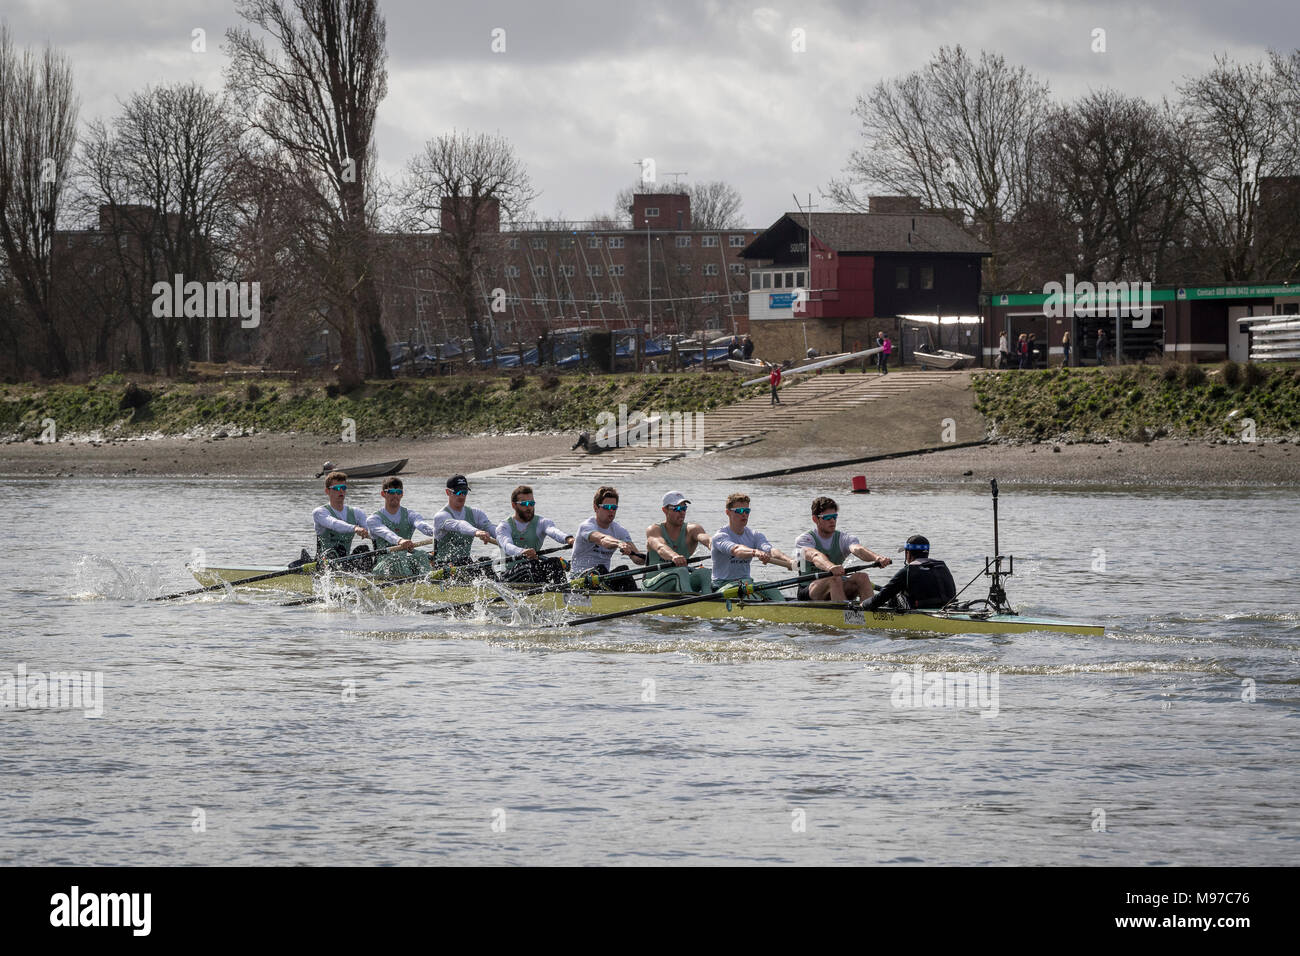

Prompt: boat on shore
[
  {"left": 314, "top": 459, "right": 408, "bottom": 479},
  {"left": 913, "top": 349, "right": 975, "bottom": 370},
  {"left": 190, "top": 564, "right": 1102, "bottom": 636}
]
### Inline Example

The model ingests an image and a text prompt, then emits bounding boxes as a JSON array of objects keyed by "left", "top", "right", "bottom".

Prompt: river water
[{"left": 1, "top": 475, "right": 1296, "bottom": 865}]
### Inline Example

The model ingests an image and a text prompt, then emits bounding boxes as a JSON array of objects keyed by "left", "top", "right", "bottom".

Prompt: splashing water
[{"left": 71, "top": 554, "right": 166, "bottom": 601}]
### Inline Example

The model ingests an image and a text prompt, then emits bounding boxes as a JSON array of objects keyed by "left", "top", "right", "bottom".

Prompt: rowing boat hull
[{"left": 193, "top": 566, "right": 1103, "bottom": 636}]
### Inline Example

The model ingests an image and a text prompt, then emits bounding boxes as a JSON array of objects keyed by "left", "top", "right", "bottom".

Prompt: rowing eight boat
[{"left": 190, "top": 565, "right": 1102, "bottom": 636}]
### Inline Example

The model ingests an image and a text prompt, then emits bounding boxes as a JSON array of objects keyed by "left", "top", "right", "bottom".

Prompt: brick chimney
[{"left": 868, "top": 196, "right": 923, "bottom": 214}]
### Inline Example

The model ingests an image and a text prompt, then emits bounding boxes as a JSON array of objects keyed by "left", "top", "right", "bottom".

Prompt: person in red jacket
[{"left": 769, "top": 364, "right": 783, "bottom": 405}]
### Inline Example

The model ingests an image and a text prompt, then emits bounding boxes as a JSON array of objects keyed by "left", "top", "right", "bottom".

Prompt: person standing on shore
[
  {"left": 769, "top": 364, "right": 783, "bottom": 405},
  {"left": 367, "top": 477, "right": 434, "bottom": 578},
  {"left": 1062, "top": 330, "right": 1071, "bottom": 367},
  {"left": 876, "top": 332, "right": 891, "bottom": 374},
  {"left": 711, "top": 493, "right": 796, "bottom": 601},
  {"left": 570, "top": 486, "right": 645, "bottom": 591},
  {"left": 1096, "top": 328, "right": 1108, "bottom": 365},
  {"left": 495, "top": 485, "right": 574, "bottom": 585},
  {"left": 644, "top": 492, "right": 712, "bottom": 593},
  {"left": 742, "top": 335, "right": 754, "bottom": 360},
  {"left": 1017, "top": 333, "right": 1029, "bottom": 369},
  {"left": 313, "top": 470, "right": 371, "bottom": 562},
  {"left": 1028, "top": 332, "right": 1038, "bottom": 369},
  {"left": 999, "top": 331, "right": 1009, "bottom": 369}
]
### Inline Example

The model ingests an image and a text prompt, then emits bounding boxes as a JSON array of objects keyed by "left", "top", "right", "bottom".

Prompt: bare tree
[
  {"left": 1014, "top": 91, "right": 1188, "bottom": 287},
  {"left": 0, "top": 24, "right": 79, "bottom": 377},
  {"left": 1176, "top": 54, "right": 1298, "bottom": 282},
  {"left": 75, "top": 84, "right": 242, "bottom": 374},
  {"left": 226, "top": 0, "right": 390, "bottom": 387},
  {"left": 827, "top": 46, "right": 1049, "bottom": 287},
  {"left": 398, "top": 130, "right": 536, "bottom": 362}
]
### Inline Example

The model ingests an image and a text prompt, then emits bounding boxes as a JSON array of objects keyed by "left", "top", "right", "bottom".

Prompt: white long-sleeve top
[
  {"left": 365, "top": 507, "right": 436, "bottom": 547},
  {"left": 433, "top": 505, "right": 496, "bottom": 539},
  {"left": 313, "top": 504, "right": 367, "bottom": 535},
  {"left": 494, "top": 515, "right": 572, "bottom": 558}
]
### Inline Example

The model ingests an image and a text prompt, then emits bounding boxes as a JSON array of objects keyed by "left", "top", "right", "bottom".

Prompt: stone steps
[{"left": 469, "top": 370, "right": 961, "bottom": 480}]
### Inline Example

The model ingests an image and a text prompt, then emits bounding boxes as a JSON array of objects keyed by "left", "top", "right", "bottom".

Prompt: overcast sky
[{"left": 8, "top": 0, "right": 1299, "bottom": 228}]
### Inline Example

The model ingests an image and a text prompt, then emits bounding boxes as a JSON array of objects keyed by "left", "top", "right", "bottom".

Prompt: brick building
[
  {"left": 376, "top": 193, "right": 762, "bottom": 356},
  {"left": 740, "top": 196, "right": 989, "bottom": 364}
]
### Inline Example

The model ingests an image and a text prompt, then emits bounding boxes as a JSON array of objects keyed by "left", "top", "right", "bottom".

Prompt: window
[
  {"left": 610, "top": 264, "right": 625, "bottom": 276},
  {"left": 762, "top": 273, "right": 772, "bottom": 289},
  {"left": 895, "top": 266, "right": 909, "bottom": 290},
  {"left": 559, "top": 237, "right": 575, "bottom": 249},
  {"left": 507, "top": 238, "right": 520, "bottom": 249},
  {"left": 703, "top": 291, "right": 718, "bottom": 304},
  {"left": 505, "top": 265, "right": 520, "bottom": 278},
  {"left": 645, "top": 207, "right": 659, "bottom": 218},
  {"left": 591, "top": 291, "right": 603, "bottom": 303},
  {"left": 702, "top": 236, "right": 719, "bottom": 247},
  {"left": 730, "top": 263, "right": 745, "bottom": 275},
  {"left": 702, "top": 264, "right": 719, "bottom": 276},
  {"left": 774, "top": 273, "right": 783, "bottom": 288},
  {"left": 785, "top": 272, "right": 795, "bottom": 287},
  {"left": 587, "top": 237, "right": 602, "bottom": 248},
  {"left": 530, "top": 238, "right": 546, "bottom": 250},
  {"left": 920, "top": 266, "right": 934, "bottom": 290},
  {"left": 588, "top": 265, "right": 603, "bottom": 277},
  {"left": 612, "top": 292, "right": 625, "bottom": 304},
  {"left": 608, "top": 237, "right": 625, "bottom": 249},
  {"left": 532, "top": 265, "right": 547, "bottom": 277},
  {"left": 751, "top": 273, "right": 761, "bottom": 290},
  {"left": 731, "top": 291, "right": 745, "bottom": 303},
  {"left": 677, "top": 264, "right": 691, "bottom": 275},
  {"left": 559, "top": 265, "right": 576, "bottom": 277},
  {"left": 533, "top": 293, "right": 545, "bottom": 305},
  {"left": 729, "top": 235, "right": 746, "bottom": 247},
  {"left": 796, "top": 272, "right": 805, "bottom": 287},
  {"left": 676, "top": 235, "right": 691, "bottom": 248}
]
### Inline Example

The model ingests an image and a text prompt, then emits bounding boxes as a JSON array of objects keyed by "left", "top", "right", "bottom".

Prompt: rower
[
  {"left": 644, "top": 491, "right": 712, "bottom": 593},
  {"left": 312, "top": 470, "right": 371, "bottom": 565},
  {"left": 365, "top": 477, "right": 435, "bottom": 578},
  {"left": 495, "top": 485, "right": 574, "bottom": 585},
  {"left": 793, "top": 497, "right": 891, "bottom": 602},
  {"left": 710, "top": 493, "right": 796, "bottom": 601},
  {"left": 433, "top": 474, "right": 498, "bottom": 573},
  {"left": 570, "top": 485, "right": 645, "bottom": 591},
  {"left": 865, "top": 535, "right": 957, "bottom": 610}
]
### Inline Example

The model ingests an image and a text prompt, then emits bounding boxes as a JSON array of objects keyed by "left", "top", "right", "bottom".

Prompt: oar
[
  {"left": 549, "top": 563, "right": 880, "bottom": 628},
  {"left": 419, "top": 552, "right": 701, "bottom": 616},
  {"left": 279, "top": 544, "right": 569, "bottom": 608},
  {"left": 151, "top": 538, "right": 433, "bottom": 601}
]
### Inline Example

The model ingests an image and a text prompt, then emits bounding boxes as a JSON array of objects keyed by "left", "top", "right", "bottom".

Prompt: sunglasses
[
  {"left": 450, "top": 489, "right": 468, "bottom": 496},
  {"left": 598, "top": 503, "right": 619, "bottom": 511},
  {"left": 383, "top": 488, "right": 403, "bottom": 496},
  {"left": 816, "top": 513, "right": 838, "bottom": 521},
  {"left": 515, "top": 500, "right": 536, "bottom": 507},
  {"left": 730, "top": 507, "right": 751, "bottom": 515},
  {"left": 329, "top": 484, "right": 347, "bottom": 492},
  {"left": 666, "top": 504, "right": 688, "bottom": 512}
]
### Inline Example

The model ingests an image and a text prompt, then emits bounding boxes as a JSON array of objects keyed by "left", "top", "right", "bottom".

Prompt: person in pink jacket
[{"left": 876, "top": 332, "right": 892, "bottom": 374}]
